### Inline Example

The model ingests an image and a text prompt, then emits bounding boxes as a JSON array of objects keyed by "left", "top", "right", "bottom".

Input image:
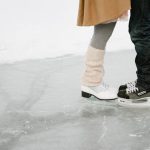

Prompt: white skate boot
[{"left": 81, "top": 82, "right": 117, "bottom": 100}]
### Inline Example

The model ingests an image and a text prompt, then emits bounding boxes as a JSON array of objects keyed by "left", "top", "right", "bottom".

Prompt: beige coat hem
[
  {"left": 77, "top": 0, "right": 131, "bottom": 26},
  {"left": 77, "top": 7, "right": 130, "bottom": 26}
]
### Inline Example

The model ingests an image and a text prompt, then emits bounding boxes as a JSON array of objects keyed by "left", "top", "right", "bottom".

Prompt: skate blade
[{"left": 117, "top": 97, "right": 150, "bottom": 108}]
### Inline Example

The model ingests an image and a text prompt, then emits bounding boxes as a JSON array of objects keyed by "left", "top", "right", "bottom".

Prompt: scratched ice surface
[{"left": 0, "top": 51, "right": 150, "bottom": 150}]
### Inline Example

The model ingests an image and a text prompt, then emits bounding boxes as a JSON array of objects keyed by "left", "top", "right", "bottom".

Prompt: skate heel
[{"left": 82, "top": 91, "right": 92, "bottom": 98}]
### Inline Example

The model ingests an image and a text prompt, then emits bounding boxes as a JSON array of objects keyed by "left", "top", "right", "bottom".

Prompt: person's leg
[
  {"left": 81, "top": 22, "right": 117, "bottom": 100},
  {"left": 90, "top": 23, "right": 116, "bottom": 50},
  {"left": 129, "top": 0, "right": 150, "bottom": 90},
  {"left": 117, "top": 0, "right": 150, "bottom": 104},
  {"left": 82, "top": 22, "right": 116, "bottom": 86}
]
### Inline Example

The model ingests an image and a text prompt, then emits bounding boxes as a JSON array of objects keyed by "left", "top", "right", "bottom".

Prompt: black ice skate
[{"left": 117, "top": 85, "right": 150, "bottom": 108}]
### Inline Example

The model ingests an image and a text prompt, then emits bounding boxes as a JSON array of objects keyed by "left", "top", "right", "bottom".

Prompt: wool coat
[{"left": 77, "top": 0, "right": 131, "bottom": 26}]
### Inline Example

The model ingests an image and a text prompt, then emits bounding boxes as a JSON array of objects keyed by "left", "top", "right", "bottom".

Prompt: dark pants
[{"left": 129, "top": 0, "right": 150, "bottom": 90}]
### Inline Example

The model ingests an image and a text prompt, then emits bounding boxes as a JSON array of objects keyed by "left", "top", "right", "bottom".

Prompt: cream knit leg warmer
[{"left": 82, "top": 46, "right": 105, "bottom": 86}]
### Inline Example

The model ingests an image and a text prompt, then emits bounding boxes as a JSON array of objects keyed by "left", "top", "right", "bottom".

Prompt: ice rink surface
[{"left": 0, "top": 50, "right": 150, "bottom": 150}]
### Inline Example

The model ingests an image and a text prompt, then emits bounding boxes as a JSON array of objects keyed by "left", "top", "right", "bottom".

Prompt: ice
[{"left": 0, "top": 50, "right": 150, "bottom": 150}]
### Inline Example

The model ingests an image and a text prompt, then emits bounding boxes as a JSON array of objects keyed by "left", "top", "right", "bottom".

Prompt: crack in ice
[{"left": 98, "top": 116, "right": 107, "bottom": 143}]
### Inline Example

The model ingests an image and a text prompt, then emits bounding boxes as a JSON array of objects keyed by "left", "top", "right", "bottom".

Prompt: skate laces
[
  {"left": 127, "top": 80, "right": 137, "bottom": 88},
  {"left": 126, "top": 86, "right": 139, "bottom": 94},
  {"left": 102, "top": 82, "right": 109, "bottom": 89},
  {"left": 90, "top": 82, "right": 109, "bottom": 92}
]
